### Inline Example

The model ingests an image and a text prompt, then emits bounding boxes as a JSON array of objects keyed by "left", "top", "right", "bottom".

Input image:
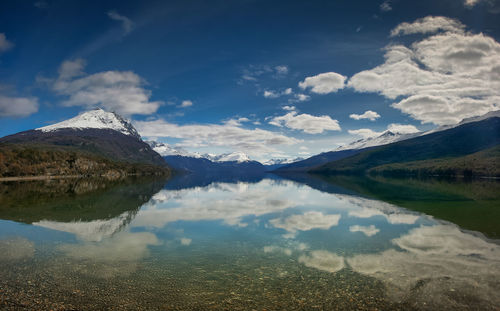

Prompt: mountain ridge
[{"left": 311, "top": 115, "right": 500, "bottom": 177}]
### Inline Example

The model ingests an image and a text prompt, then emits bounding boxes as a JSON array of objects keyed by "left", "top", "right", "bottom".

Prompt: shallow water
[{"left": 0, "top": 174, "right": 499, "bottom": 310}]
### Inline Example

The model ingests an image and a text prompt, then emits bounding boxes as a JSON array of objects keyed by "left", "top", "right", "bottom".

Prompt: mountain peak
[
  {"left": 37, "top": 109, "right": 141, "bottom": 139},
  {"left": 207, "top": 151, "right": 251, "bottom": 163},
  {"left": 337, "top": 130, "right": 421, "bottom": 151}
]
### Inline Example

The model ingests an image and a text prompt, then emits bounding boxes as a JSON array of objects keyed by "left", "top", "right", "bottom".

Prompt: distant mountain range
[
  {"left": 1, "top": 107, "right": 498, "bottom": 179},
  {"left": 0, "top": 109, "right": 170, "bottom": 178},
  {"left": 276, "top": 111, "right": 500, "bottom": 177},
  {"left": 148, "top": 141, "right": 266, "bottom": 175},
  {"left": 312, "top": 114, "right": 500, "bottom": 177}
]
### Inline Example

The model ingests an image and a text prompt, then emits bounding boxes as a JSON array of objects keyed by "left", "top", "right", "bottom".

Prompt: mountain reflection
[
  {"left": 0, "top": 176, "right": 168, "bottom": 240},
  {"left": 0, "top": 174, "right": 498, "bottom": 308}
]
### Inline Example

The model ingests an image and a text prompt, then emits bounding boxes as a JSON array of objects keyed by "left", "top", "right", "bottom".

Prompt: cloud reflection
[
  {"left": 347, "top": 224, "right": 500, "bottom": 307},
  {"left": 298, "top": 250, "right": 345, "bottom": 273}
]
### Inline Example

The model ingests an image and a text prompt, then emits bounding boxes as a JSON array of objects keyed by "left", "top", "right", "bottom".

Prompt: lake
[{"left": 0, "top": 174, "right": 499, "bottom": 310}]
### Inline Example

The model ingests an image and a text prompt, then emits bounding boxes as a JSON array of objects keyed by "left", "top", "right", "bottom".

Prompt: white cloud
[
  {"left": 270, "top": 211, "right": 341, "bottom": 235},
  {"left": 0, "top": 33, "right": 13, "bottom": 53},
  {"left": 464, "top": 0, "right": 482, "bottom": 8},
  {"left": 0, "top": 95, "right": 39, "bottom": 118},
  {"left": 263, "top": 88, "right": 293, "bottom": 99},
  {"left": 134, "top": 118, "right": 300, "bottom": 157},
  {"left": 282, "top": 105, "right": 296, "bottom": 111},
  {"left": 380, "top": 0, "right": 392, "bottom": 12},
  {"left": 263, "top": 90, "right": 278, "bottom": 98},
  {"left": 298, "top": 250, "right": 345, "bottom": 273},
  {"left": 348, "top": 123, "right": 419, "bottom": 139},
  {"left": 293, "top": 93, "right": 311, "bottom": 102},
  {"left": 348, "top": 225, "right": 500, "bottom": 306},
  {"left": 386, "top": 123, "right": 420, "bottom": 134},
  {"left": 269, "top": 111, "right": 341, "bottom": 134},
  {"left": 347, "top": 128, "right": 380, "bottom": 139},
  {"left": 349, "top": 110, "right": 380, "bottom": 121},
  {"left": 52, "top": 59, "right": 162, "bottom": 116},
  {"left": 349, "top": 225, "right": 380, "bottom": 237},
  {"left": 180, "top": 238, "right": 192, "bottom": 246},
  {"left": 299, "top": 72, "right": 347, "bottom": 94},
  {"left": 390, "top": 16, "right": 465, "bottom": 37},
  {"left": 223, "top": 117, "right": 250, "bottom": 126},
  {"left": 180, "top": 100, "right": 193, "bottom": 108},
  {"left": 107, "top": 11, "right": 135, "bottom": 34},
  {"left": 349, "top": 16, "right": 500, "bottom": 125},
  {"left": 60, "top": 231, "right": 160, "bottom": 262},
  {"left": 275, "top": 65, "right": 289, "bottom": 75}
]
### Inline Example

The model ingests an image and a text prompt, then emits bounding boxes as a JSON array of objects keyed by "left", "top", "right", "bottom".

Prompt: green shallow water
[{"left": 0, "top": 174, "right": 499, "bottom": 310}]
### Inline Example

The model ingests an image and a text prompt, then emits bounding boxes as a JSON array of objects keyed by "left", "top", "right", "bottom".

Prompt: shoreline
[{"left": 0, "top": 175, "right": 84, "bottom": 182}]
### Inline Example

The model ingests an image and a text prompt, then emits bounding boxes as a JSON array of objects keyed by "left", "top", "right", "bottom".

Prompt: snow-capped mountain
[
  {"left": 426, "top": 110, "right": 500, "bottom": 135},
  {"left": 148, "top": 141, "right": 202, "bottom": 158},
  {"left": 37, "top": 108, "right": 140, "bottom": 139},
  {"left": 336, "top": 130, "right": 421, "bottom": 151},
  {"left": 207, "top": 152, "right": 251, "bottom": 163},
  {"left": 263, "top": 157, "right": 304, "bottom": 166},
  {"left": 1, "top": 108, "right": 167, "bottom": 170},
  {"left": 148, "top": 141, "right": 253, "bottom": 163}
]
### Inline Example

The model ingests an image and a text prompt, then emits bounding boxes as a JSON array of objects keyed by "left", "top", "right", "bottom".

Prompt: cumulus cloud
[
  {"left": 52, "top": 59, "right": 162, "bottom": 115},
  {"left": 223, "top": 117, "right": 250, "bottom": 126},
  {"left": 263, "top": 88, "right": 292, "bottom": 98},
  {"left": 349, "top": 110, "right": 380, "bottom": 121},
  {"left": 133, "top": 179, "right": 298, "bottom": 229},
  {"left": 299, "top": 72, "right": 347, "bottom": 94},
  {"left": 269, "top": 111, "right": 341, "bottom": 134},
  {"left": 292, "top": 93, "right": 311, "bottom": 102},
  {"left": 347, "top": 128, "right": 380, "bottom": 138},
  {"left": 0, "top": 33, "right": 14, "bottom": 53},
  {"left": 134, "top": 118, "right": 300, "bottom": 157},
  {"left": 390, "top": 16, "right": 465, "bottom": 37},
  {"left": 180, "top": 100, "right": 193, "bottom": 107},
  {"left": 0, "top": 95, "right": 39, "bottom": 118},
  {"left": 349, "top": 225, "right": 380, "bottom": 237},
  {"left": 349, "top": 16, "right": 500, "bottom": 125},
  {"left": 107, "top": 10, "right": 135, "bottom": 34},
  {"left": 270, "top": 211, "right": 341, "bottom": 235},
  {"left": 380, "top": 0, "right": 392, "bottom": 12},
  {"left": 348, "top": 225, "right": 500, "bottom": 307}
]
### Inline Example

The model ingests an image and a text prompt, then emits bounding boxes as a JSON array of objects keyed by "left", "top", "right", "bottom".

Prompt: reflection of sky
[{"left": 1, "top": 177, "right": 499, "bottom": 307}]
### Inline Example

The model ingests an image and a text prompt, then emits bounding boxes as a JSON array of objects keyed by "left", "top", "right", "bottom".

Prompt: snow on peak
[
  {"left": 147, "top": 142, "right": 252, "bottom": 163},
  {"left": 263, "top": 157, "right": 304, "bottom": 165},
  {"left": 337, "top": 130, "right": 421, "bottom": 151},
  {"left": 210, "top": 151, "right": 251, "bottom": 163},
  {"left": 147, "top": 141, "right": 202, "bottom": 158},
  {"left": 37, "top": 108, "right": 141, "bottom": 138}
]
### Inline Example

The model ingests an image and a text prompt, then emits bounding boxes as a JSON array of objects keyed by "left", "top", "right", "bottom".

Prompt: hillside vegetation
[
  {"left": 312, "top": 117, "right": 500, "bottom": 177},
  {"left": 0, "top": 143, "right": 170, "bottom": 178}
]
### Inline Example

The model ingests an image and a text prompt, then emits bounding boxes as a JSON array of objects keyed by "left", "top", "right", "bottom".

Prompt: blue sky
[{"left": 1, "top": 0, "right": 499, "bottom": 160}]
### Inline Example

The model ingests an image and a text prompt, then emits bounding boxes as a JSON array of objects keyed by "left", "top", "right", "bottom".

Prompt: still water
[{"left": 0, "top": 174, "right": 499, "bottom": 310}]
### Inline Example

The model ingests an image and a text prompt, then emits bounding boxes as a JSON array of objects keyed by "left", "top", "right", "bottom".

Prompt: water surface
[{"left": 0, "top": 174, "right": 499, "bottom": 310}]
